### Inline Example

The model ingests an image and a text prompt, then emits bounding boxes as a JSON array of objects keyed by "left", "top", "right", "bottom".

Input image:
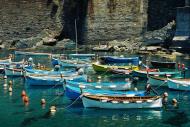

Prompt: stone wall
[
  {"left": 85, "top": 0, "right": 148, "bottom": 44},
  {"left": 0, "top": 0, "right": 58, "bottom": 41}
]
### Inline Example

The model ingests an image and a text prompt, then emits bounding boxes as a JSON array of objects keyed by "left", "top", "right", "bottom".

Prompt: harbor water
[{"left": 0, "top": 50, "right": 190, "bottom": 127}]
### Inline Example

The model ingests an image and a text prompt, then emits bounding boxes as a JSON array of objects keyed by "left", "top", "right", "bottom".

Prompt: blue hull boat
[
  {"left": 51, "top": 58, "right": 91, "bottom": 68},
  {"left": 65, "top": 84, "right": 145, "bottom": 100},
  {"left": 25, "top": 75, "right": 87, "bottom": 86},
  {"left": 100, "top": 56, "right": 139, "bottom": 65},
  {"left": 24, "top": 67, "right": 76, "bottom": 75}
]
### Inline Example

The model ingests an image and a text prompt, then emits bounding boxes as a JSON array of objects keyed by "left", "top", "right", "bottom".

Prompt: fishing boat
[
  {"left": 167, "top": 78, "right": 190, "bottom": 91},
  {"left": 68, "top": 54, "right": 95, "bottom": 60},
  {"left": 66, "top": 80, "right": 132, "bottom": 91},
  {"left": 65, "top": 84, "right": 144, "bottom": 100},
  {"left": 109, "top": 68, "right": 132, "bottom": 75},
  {"left": 0, "top": 59, "right": 25, "bottom": 74},
  {"left": 51, "top": 58, "right": 91, "bottom": 68},
  {"left": 5, "top": 67, "right": 24, "bottom": 76},
  {"left": 100, "top": 56, "right": 139, "bottom": 65},
  {"left": 132, "top": 69, "right": 181, "bottom": 78},
  {"left": 81, "top": 94, "right": 162, "bottom": 109},
  {"left": 0, "top": 58, "right": 11, "bottom": 63},
  {"left": 14, "top": 51, "right": 51, "bottom": 56},
  {"left": 25, "top": 74, "right": 87, "bottom": 86},
  {"left": 92, "top": 63, "right": 139, "bottom": 73},
  {"left": 151, "top": 60, "right": 176, "bottom": 69},
  {"left": 148, "top": 75, "right": 182, "bottom": 86},
  {"left": 24, "top": 67, "right": 75, "bottom": 76}
]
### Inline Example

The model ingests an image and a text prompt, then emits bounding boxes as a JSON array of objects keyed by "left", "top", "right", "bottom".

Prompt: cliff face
[
  {"left": 85, "top": 0, "right": 148, "bottom": 44},
  {"left": 0, "top": 0, "right": 186, "bottom": 46},
  {"left": 0, "top": 0, "right": 59, "bottom": 41},
  {"left": 58, "top": 0, "right": 185, "bottom": 44}
]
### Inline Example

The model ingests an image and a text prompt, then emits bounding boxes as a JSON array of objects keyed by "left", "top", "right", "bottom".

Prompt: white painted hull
[
  {"left": 148, "top": 76, "right": 167, "bottom": 86},
  {"left": 82, "top": 96, "right": 162, "bottom": 109},
  {"left": 167, "top": 79, "right": 190, "bottom": 91},
  {"left": 5, "top": 68, "right": 24, "bottom": 76}
]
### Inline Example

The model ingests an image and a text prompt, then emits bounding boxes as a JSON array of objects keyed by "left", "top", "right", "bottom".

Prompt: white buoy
[
  {"left": 163, "top": 92, "right": 168, "bottom": 97},
  {"left": 50, "top": 106, "right": 56, "bottom": 113},
  {"left": 134, "top": 87, "right": 138, "bottom": 91},
  {"left": 8, "top": 87, "right": 13, "bottom": 92},
  {"left": 3, "top": 83, "right": 7, "bottom": 87},
  {"left": 97, "top": 76, "right": 101, "bottom": 79},
  {"left": 41, "top": 98, "right": 46, "bottom": 105},
  {"left": 3, "top": 75, "right": 7, "bottom": 79}
]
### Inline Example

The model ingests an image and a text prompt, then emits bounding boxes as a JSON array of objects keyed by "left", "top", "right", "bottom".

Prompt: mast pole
[{"left": 75, "top": 19, "right": 78, "bottom": 54}]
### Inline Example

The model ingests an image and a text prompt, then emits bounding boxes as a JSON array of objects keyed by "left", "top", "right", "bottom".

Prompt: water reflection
[{"left": 66, "top": 108, "right": 163, "bottom": 122}]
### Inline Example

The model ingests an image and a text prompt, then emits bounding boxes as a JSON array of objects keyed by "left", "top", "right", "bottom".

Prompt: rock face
[
  {"left": 0, "top": 0, "right": 186, "bottom": 49},
  {"left": 85, "top": 0, "right": 148, "bottom": 44},
  {"left": 0, "top": 0, "right": 61, "bottom": 42}
]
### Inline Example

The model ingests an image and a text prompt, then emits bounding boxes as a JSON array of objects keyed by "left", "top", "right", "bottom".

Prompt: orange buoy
[
  {"left": 87, "top": 78, "right": 92, "bottom": 82},
  {"left": 23, "top": 96, "right": 29, "bottom": 103},
  {"left": 21, "top": 90, "right": 26, "bottom": 97},
  {"left": 41, "top": 98, "right": 46, "bottom": 105}
]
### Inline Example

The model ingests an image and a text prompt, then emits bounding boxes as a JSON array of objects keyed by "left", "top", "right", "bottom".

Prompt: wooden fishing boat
[
  {"left": 65, "top": 84, "right": 144, "bottom": 100},
  {"left": 25, "top": 74, "right": 87, "bottom": 86},
  {"left": 132, "top": 69, "right": 181, "bottom": 78},
  {"left": 0, "top": 58, "right": 11, "bottom": 63},
  {"left": 151, "top": 60, "right": 176, "bottom": 69},
  {"left": 51, "top": 58, "right": 91, "bottom": 68},
  {"left": 0, "top": 59, "right": 25, "bottom": 74},
  {"left": 5, "top": 67, "right": 24, "bottom": 76},
  {"left": 167, "top": 78, "right": 190, "bottom": 91},
  {"left": 66, "top": 80, "right": 132, "bottom": 91},
  {"left": 109, "top": 68, "right": 132, "bottom": 75},
  {"left": 68, "top": 54, "right": 95, "bottom": 59},
  {"left": 82, "top": 94, "right": 162, "bottom": 109},
  {"left": 100, "top": 56, "right": 139, "bottom": 65},
  {"left": 14, "top": 51, "right": 51, "bottom": 56},
  {"left": 148, "top": 75, "right": 182, "bottom": 86},
  {"left": 24, "top": 67, "right": 75, "bottom": 76},
  {"left": 92, "top": 63, "right": 139, "bottom": 73}
]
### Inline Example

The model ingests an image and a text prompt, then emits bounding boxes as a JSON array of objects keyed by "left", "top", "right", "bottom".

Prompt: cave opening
[{"left": 147, "top": 0, "right": 185, "bottom": 31}]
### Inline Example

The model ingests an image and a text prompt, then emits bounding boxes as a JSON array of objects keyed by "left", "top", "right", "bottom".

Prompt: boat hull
[
  {"left": 26, "top": 75, "right": 87, "bottom": 86},
  {"left": 100, "top": 56, "right": 139, "bottom": 65},
  {"left": 82, "top": 96, "right": 162, "bottom": 109},
  {"left": 148, "top": 76, "right": 167, "bottom": 86},
  {"left": 132, "top": 70, "right": 181, "bottom": 78},
  {"left": 167, "top": 79, "right": 190, "bottom": 91},
  {"left": 5, "top": 68, "right": 24, "bottom": 76},
  {"left": 65, "top": 85, "right": 145, "bottom": 100},
  {"left": 151, "top": 61, "right": 176, "bottom": 69},
  {"left": 92, "top": 63, "right": 139, "bottom": 73}
]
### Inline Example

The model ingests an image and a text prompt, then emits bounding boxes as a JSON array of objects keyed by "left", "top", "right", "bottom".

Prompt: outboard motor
[
  {"left": 27, "top": 57, "right": 35, "bottom": 68},
  {"left": 54, "top": 65, "right": 60, "bottom": 71},
  {"left": 78, "top": 68, "right": 84, "bottom": 75}
]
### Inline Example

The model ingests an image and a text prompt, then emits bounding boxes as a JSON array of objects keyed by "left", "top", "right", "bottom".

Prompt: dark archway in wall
[
  {"left": 57, "top": 0, "right": 88, "bottom": 44},
  {"left": 147, "top": 0, "right": 185, "bottom": 31}
]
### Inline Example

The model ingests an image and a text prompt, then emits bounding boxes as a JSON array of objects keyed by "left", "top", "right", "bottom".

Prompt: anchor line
[{"left": 58, "top": 94, "right": 83, "bottom": 110}]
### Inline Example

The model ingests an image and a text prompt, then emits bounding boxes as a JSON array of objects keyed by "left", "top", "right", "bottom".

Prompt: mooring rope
[
  {"left": 58, "top": 94, "right": 83, "bottom": 110},
  {"left": 154, "top": 81, "right": 167, "bottom": 90}
]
